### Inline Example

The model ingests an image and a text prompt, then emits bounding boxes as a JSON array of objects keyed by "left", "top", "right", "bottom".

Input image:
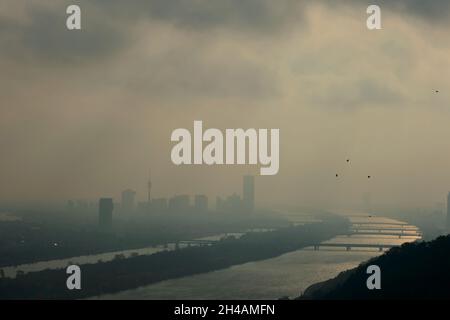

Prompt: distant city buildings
[
  {"left": 98, "top": 198, "right": 113, "bottom": 228},
  {"left": 66, "top": 199, "right": 94, "bottom": 211},
  {"left": 194, "top": 195, "right": 208, "bottom": 213},
  {"left": 121, "top": 189, "right": 136, "bottom": 212},
  {"left": 86, "top": 174, "right": 256, "bottom": 226},
  {"left": 168, "top": 195, "right": 190, "bottom": 212},
  {"left": 152, "top": 198, "right": 168, "bottom": 213},
  {"left": 216, "top": 175, "right": 255, "bottom": 214}
]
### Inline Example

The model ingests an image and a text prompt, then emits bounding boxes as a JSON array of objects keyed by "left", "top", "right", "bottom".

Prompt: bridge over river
[
  {"left": 312, "top": 243, "right": 397, "bottom": 252},
  {"left": 177, "top": 213, "right": 422, "bottom": 252},
  {"left": 310, "top": 213, "right": 421, "bottom": 251}
]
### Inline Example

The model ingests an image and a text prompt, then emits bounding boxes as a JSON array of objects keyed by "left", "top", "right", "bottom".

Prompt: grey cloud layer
[
  {"left": 2, "top": 0, "right": 450, "bottom": 64},
  {"left": 0, "top": 3, "right": 125, "bottom": 64},
  {"left": 1, "top": 1, "right": 450, "bottom": 204}
]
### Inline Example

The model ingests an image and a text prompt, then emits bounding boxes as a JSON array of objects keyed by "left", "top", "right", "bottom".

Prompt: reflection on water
[
  {"left": 95, "top": 250, "right": 377, "bottom": 300},
  {"left": 93, "top": 213, "right": 421, "bottom": 300},
  {"left": 1, "top": 232, "right": 246, "bottom": 278},
  {"left": 1, "top": 245, "right": 170, "bottom": 278},
  {"left": 2, "top": 212, "right": 421, "bottom": 300}
]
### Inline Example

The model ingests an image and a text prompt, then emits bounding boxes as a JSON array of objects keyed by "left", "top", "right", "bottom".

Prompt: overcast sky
[{"left": 1, "top": 1, "right": 450, "bottom": 210}]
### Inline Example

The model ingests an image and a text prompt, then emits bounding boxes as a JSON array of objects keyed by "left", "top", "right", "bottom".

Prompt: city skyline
[{"left": 1, "top": 1, "right": 450, "bottom": 210}]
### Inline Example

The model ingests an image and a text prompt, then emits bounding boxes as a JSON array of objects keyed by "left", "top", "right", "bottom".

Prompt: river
[
  {"left": 1, "top": 212, "right": 420, "bottom": 299},
  {"left": 93, "top": 213, "right": 420, "bottom": 299}
]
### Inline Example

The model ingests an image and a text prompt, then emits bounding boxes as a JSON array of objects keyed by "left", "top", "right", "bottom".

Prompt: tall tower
[
  {"left": 447, "top": 192, "right": 450, "bottom": 232},
  {"left": 243, "top": 175, "right": 255, "bottom": 213}
]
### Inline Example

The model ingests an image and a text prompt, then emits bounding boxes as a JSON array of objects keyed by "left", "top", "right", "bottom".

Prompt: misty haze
[{"left": 1, "top": 0, "right": 450, "bottom": 304}]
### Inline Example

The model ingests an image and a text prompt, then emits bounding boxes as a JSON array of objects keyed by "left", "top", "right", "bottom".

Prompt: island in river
[{"left": 0, "top": 214, "right": 349, "bottom": 299}]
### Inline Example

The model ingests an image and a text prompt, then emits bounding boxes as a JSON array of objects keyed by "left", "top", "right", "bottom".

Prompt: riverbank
[
  {"left": 95, "top": 213, "right": 420, "bottom": 300},
  {"left": 0, "top": 217, "right": 348, "bottom": 299},
  {"left": 299, "top": 234, "right": 450, "bottom": 299}
]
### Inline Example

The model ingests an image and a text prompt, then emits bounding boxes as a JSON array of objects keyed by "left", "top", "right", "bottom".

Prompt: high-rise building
[
  {"left": 447, "top": 192, "right": 450, "bottom": 231},
  {"left": 98, "top": 198, "right": 113, "bottom": 228},
  {"left": 168, "top": 195, "right": 190, "bottom": 213},
  {"left": 121, "top": 189, "right": 136, "bottom": 212},
  {"left": 243, "top": 175, "right": 255, "bottom": 213},
  {"left": 194, "top": 195, "right": 208, "bottom": 213}
]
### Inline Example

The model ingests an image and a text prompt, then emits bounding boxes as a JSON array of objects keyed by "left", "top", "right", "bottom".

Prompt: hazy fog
[{"left": 1, "top": 1, "right": 450, "bottom": 209}]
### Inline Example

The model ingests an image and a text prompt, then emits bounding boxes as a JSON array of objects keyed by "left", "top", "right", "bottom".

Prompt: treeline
[
  {"left": 300, "top": 235, "right": 450, "bottom": 299},
  {"left": 0, "top": 215, "right": 349, "bottom": 299},
  {"left": 0, "top": 211, "right": 286, "bottom": 267}
]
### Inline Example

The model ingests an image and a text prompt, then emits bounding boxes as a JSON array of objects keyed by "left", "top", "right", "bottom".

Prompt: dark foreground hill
[{"left": 299, "top": 235, "right": 450, "bottom": 299}]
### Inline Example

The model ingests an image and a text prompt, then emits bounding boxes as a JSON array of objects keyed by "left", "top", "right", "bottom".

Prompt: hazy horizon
[{"left": 1, "top": 1, "right": 450, "bottom": 210}]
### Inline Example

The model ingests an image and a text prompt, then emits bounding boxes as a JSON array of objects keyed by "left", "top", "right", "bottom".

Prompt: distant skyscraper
[
  {"left": 98, "top": 198, "right": 113, "bottom": 228},
  {"left": 121, "top": 189, "right": 136, "bottom": 212},
  {"left": 243, "top": 175, "right": 255, "bottom": 213},
  {"left": 447, "top": 192, "right": 450, "bottom": 231},
  {"left": 194, "top": 195, "right": 208, "bottom": 213}
]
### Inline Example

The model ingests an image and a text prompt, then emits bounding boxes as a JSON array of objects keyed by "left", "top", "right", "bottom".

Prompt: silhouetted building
[
  {"left": 121, "top": 189, "right": 136, "bottom": 212},
  {"left": 216, "top": 196, "right": 224, "bottom": 212},
  {"left": 224, "top": 193, "right": 242, "bottom": 213},
  {"left": 152, "top": 198, "right": 168, "bottom": 213},
  {"left": 169, "top": 195, "right": 190, "bottom": 212},
  {"left": 98, "top": 198, "right": 113, "bottom": 228},
  {"left": 243, "top": 175, "right": 255, "bottom": 213},
  {"left": 194, "top": 195, "right": 208, "bottom": 213}
]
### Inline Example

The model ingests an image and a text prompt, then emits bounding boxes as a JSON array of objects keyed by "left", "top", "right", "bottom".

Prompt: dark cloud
[
  {"left": 0, "top": 0, "right": 305, "bottom": 65},
  {"left": 338, "top": 0, "right": 450, "bottom": 22},
  {"left": 0, "top": 2, "right": 126, "bottom": 64},
  {"left": 1, "top": 0, "right": 449, "bottom": 65},
  {"left": 96, "top": 0, "right": 304, "bottom": 33},
  {"left": 99, "top": 0, "right": 450, "bottom": 28},
  {"left": 382, "top": 0, "right": 450, "bottom": 21}
]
